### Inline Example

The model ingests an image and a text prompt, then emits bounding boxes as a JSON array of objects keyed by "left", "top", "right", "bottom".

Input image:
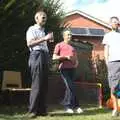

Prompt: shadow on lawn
[
  {"left": 0, "top": 105, "right": 27, "bottom": 114},
  {"left": 0, "top": 104, "right": 111, "bottom": 119},
  {"left": 0, "top": 105, "right": 27, "bottom": 120}
]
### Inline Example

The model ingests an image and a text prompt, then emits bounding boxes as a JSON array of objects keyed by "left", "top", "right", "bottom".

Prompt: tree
[{"left": 0, "top": 0, "right": 65, "bottom": 71}]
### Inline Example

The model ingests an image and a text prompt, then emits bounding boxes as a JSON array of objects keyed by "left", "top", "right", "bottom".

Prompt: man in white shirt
[
  {"left": 26, "top": 9, "right": 53, "bottom": 118},
  {"left": 103, "top": 16, "right": 120, "bottom": 116}
]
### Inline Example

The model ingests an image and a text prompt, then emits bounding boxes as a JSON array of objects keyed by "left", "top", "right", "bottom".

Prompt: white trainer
[
  {"left": 76, "top": 107, "right": 83, "bottom": 114},
  {"left": 112, "top": 109, "right": 119, "bottom": 117},
  {"left": 65, "top": 108, "right": 74, "bottom": 114}
]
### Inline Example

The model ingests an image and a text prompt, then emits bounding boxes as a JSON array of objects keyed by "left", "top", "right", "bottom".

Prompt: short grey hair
[{"left": 62, "top": 28, "right": 72, "bottom": 36}]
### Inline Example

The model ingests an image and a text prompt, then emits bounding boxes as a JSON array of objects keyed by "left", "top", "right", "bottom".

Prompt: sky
[{"left": 60, "top": 0, "right": 120, "bottom": 23}]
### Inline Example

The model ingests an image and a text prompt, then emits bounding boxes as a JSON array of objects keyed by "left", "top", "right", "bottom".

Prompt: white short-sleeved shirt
[
  {"left": 26, "top": 24, "right": 48, "bottom": 52},
  {"left": 102, "top": 31, "right": 120, "bottom": 62}
]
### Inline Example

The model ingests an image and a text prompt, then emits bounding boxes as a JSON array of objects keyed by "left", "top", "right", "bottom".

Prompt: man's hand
[
  {"left": 66, "top": 56, "right": 71, "bottom": 60},
  {"left": 66, "top": 56, "right": 75, "bottom": 61},
  {"left": 44, "top": 32, "right": 54, "bottom": 41}
]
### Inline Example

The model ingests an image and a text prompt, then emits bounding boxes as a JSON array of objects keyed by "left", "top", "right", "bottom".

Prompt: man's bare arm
[{"left": 52, "top": 54, "right": 69, "bottom": 61}]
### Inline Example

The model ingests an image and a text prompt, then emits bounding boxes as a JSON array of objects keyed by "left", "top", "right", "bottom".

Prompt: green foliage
[
  {"left": 42, "top": 0, "right": 65, "bottom": 58},
  {"left": 0, "top": 0, "right": 38, "bottom": 70},
  {"left": 94, "top": 56, "right": 108, "bottom": 85},
  {"left": 0, "top": 0, "right": 65, "bottom": 71},
  {"left": 94, "top": 56, "right": 109, "bottom": 100}
]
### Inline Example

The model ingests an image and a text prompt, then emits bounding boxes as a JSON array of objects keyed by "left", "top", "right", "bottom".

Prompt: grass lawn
[{"left": 0, "top": 104, "right": 120, "bottom": 120}]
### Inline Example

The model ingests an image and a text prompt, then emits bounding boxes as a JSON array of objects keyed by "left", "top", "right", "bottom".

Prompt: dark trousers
[
  {"left": 60, "top": 68, "right": 79, "bottom": 109},
  {"left": 28, "top": 50, "right": 49, "bottom": 114}
]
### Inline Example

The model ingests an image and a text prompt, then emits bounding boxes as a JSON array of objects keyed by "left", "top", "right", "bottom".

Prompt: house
[
  {"left": 47, "top": 10, "right": 113, "bottom": 104},
  {"left": 63, "top": 10, "right": 111, "bottom": 82},
  {"left": 47, "top": 10, "right": 112, "bottom": 104},
  {"left": 63, "top": 10, "right": 111, "bottom": 59}
]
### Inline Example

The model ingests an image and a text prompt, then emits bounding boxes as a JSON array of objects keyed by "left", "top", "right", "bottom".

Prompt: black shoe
[{"left": 37, "top": 112, "right": 48, "bottom": 116}]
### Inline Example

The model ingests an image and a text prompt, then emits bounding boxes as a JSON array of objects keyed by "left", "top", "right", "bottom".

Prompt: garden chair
[{"left": 1, "top": 70, "right": 31, "bottom": 104}]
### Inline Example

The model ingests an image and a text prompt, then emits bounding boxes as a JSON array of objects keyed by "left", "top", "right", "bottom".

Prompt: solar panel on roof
[
  {"left": 89, "top": 28, "right": 104, "bottom": 36},
  {"left": 71, "top": 28, "right": 105, "bottom": 36},
  {"left": 71, "top": 28, "right": 87, "bottom": 35}
]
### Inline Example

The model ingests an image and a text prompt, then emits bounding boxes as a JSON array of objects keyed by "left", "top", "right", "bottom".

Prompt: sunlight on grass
[{"left": 0, "top": 104, "right": 120, "bottom": 120}]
